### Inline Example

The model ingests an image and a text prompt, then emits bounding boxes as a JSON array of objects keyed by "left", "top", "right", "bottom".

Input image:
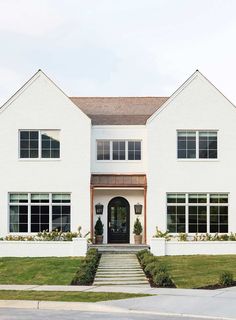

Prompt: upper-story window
[
  {"left": 96, "top": 140, "right": 141, "bottom": 161},
  {"left": 177, "top": 130, "right": 217, "bottom": 159},
  {"left": 19, "top": 130, "right": 60, "bottom": 159}
]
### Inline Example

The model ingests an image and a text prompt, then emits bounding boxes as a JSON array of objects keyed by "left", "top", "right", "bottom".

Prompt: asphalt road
[{"left": 0, "top": 308, "right": 214, "bottom": 320}]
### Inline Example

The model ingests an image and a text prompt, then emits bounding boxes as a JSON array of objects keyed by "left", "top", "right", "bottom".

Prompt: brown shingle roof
[
  {"left": 91, "top": 174, "right": 147, "bottom": 188},
  {"left": 70, "top": 97, "right": 168, "bottom": 125}
]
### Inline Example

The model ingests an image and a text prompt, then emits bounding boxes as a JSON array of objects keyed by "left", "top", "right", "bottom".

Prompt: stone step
[
  {"left": 93, "top": 252, "right": 149, "bottom": 286},
  {"left": 93, "top": 281, "right": 148, "bottom": 286}
]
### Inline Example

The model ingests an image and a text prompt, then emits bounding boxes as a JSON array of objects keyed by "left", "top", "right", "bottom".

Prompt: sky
[{"left": 0, "top": 0, "right": 236, "bottom": 105}]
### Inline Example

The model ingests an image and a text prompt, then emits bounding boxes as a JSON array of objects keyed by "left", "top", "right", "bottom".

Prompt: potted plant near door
[
  {"left": 94, "top": 217, "right": 104, "bottom": 244},
  {"left": 133, "top": 218, "right": 143, "bottom": 244}
]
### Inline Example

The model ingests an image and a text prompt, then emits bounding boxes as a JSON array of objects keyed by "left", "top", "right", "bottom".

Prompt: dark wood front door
[{"left": 108, "top": 197, "right": 130, "bottom": 244}]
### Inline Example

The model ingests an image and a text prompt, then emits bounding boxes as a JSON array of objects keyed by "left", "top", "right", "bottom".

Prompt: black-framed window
[
  {"left": 210, "top": 194, "right": 228, "bottom": 233},
  {"left": 177, "top": 131, "right": 196, "bottom": 159},
  {"left": 9, "top": 193, "right": 70, "bottom": 233},
  {"left": 19, "top": 130, "right": 60, "bottom": 159},
  {"left": 41, "top": 131, "right": 60, "bottom": 158},
  {"left": 167, "top": 193, "right": 228, "bottom": 233},
  {"left": 97, "top": 140, "right": 110, "bottom": 160},
  {"left": 199, "top": 131, "right": 217, "bottom": 159},
  {"left": 177, "top": 130, "right": 218, "bottom": 159},
  {"left": 128, "top": 141, "right": 141, "bottom": 160},
  {"left": 112, "top": 141, "right": 126, "bottom": 160},
  {"left": 97, "top": 140, "right": 142, "bottom": 161},
  {"left": 20, "top": 131, "right": 39, "bottom": 158}
]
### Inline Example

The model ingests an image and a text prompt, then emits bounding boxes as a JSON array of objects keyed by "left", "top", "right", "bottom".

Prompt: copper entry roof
[
  {"left": 91, "top": 174, "right": 147, "bottom": 188},
  {"left": 70, "top": 97, "right": 168, "bottom": 125}
]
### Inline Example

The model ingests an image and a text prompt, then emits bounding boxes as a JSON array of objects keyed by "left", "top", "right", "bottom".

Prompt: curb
[{"left": 0, "top": 300, "right": 235, "bottom": 320}]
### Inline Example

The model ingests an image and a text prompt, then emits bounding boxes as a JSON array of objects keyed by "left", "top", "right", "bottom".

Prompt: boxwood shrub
[
  {"left": 71, "top": 248, "right": 100, "bottom": 285},
  {"left": 137, "top": 249, "right": 175, "bottom": 288}
]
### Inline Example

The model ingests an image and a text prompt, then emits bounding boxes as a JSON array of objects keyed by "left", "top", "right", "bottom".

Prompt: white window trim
[
  {"left": 8, "top": 192, "right": 71, "bottom": 234},
  {"left": 18, "top": 129, "right": 61, "bottom": 161},
  {"left": 177, "top": 130, "right": 219, "bottom": 161},
  {"left": 166, "top": 192, "right": 229, "bottom": 234},
  {"left": 96, "top": 139, "right": 142, "bottom": 162}
]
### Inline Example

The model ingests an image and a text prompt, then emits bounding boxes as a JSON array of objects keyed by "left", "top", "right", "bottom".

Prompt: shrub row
[
  {"left": 137, "top": 250, "right": 175, "bottom": 287},
  {"left": 71, "top": 248, "right": 100, "bottom": 285}
]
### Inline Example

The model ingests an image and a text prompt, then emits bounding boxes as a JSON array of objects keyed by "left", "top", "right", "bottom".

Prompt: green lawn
[
  {"left": 0, "top": 257, "right": 83, "bottom": 285},
  {"left": 0, "top": 290, "right": 149, "bottom": 302},
  {"left": 158, "top": 255, "right": 236, "bottom": 288}
]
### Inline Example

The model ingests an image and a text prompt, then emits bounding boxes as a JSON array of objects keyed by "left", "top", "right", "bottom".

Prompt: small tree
[
  {"left": 133, "top": 218, "right": 143, "bottom": 235},
  {"left": 94, "top": 217, "right": 103, "bottom": 236}
]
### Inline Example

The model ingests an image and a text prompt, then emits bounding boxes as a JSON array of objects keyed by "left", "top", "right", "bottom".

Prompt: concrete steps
[
  {"left": 89, "top": 244, "right": 150, "bottom": 254},
  {"left": 93, "top": 253, "right": 149, "bottom": 286}
]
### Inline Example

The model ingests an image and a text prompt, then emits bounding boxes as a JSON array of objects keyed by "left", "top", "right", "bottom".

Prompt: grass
[
  {"left": 158, "top": 255, "right": 236, "bottom": 288},
  {"left": 0, "top": 257, "right": 83, "bottom": 285},
  {"left": 0, "top": 290, "right": 149, "bottom": 302}
]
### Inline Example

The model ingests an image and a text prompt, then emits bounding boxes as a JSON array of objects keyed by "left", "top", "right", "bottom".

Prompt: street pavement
[{"left": 0, "top": 308, "right": 218, "bottom": 320}]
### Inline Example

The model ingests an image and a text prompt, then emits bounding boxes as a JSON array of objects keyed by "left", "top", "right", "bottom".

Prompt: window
[
  {"left": 177, "top": 131, "right": 196, "bottom": 159},
  {"left": 188, "top": 194, "right": 207, "bottom": 233},
  {"left": 96, "top": 140, "right": 142, "bottom": 161},
  {"left": 19, "top": 130, "right": 60, "bottom": 159},
  {"left": 112, "top": 141, "right": 125, "bottom": 160},
  {"left": 9, "top": 193, "right": 71, "bottom": 233},
  {"left": 41, "top": 131, "right": 60, "bottom": 158},
  {"left": 97, "top": 140, "right": 110, "bottom": 160},
  {"left": 167, "top": 193, "right": 228, "bottom": 233},
  {"left": 167, "top": 194, "right": 186, "bottom": 232},
  {"left": 128, "top": 141, "right": 141, "bottom": 160},
  {"left": 199, "top": 131, "right": 217, "bottom": 159},
  {"left": 177, "top": 130, "right": 217, "bottom": 159},
  {"left": 210, "top": 194, "right": 228, "bottom": 233},
  {"left": 20, "top": 131, "right": 39, "bottom": 158}
]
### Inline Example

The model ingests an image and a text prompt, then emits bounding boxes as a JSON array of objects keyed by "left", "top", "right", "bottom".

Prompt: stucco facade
[{"left": 0, "top": 70, "right": 235, "bottom": 245}]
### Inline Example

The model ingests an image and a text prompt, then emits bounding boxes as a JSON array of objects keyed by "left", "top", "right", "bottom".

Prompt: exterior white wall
[
  {"left": 147, "top": 73, "right": 236, "bottom": 243},
  {"left": 150, "top": 238, "right": 236, "bottom": 256},
  {"left": 91, "top": 126, "right": 147, "bottom": 173},
  {"left": 0, "top": 238, "right": 87, "bottom": 257},
  {"left": 93, "top": 189, "right": 144, "bottom": 244},
  {"left": 0, "top": 72, "right": 91, "bottom": 237}
]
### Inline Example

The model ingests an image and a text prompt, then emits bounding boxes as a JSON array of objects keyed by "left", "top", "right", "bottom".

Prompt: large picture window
[
  {"left": 9, "top": 193, "right": 70, "bottom": 233},
  {"left": 97, "top": 140, "right": 142, "bottom": 161},
  {"left": 167, "top": 193, "right": 228, "bottom": 233},
  {"left": 177, "top": 130, "right": 217, "bottom": 159},
  {"left": 19, "top": 130, "right": 60, "bottom": 159}
]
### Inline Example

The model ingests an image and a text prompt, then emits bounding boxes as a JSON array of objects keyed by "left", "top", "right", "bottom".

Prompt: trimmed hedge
[
  {"left": 137, "top": 249, "right": 175, "bottom": 288},
  {"left": 71, "top": 248, "right": 100, "bottom": 285}
]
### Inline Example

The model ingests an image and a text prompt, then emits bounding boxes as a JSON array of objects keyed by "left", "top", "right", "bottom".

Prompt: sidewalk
[{"left": 0, "top": 285, "right": 236, "bottom": 319}]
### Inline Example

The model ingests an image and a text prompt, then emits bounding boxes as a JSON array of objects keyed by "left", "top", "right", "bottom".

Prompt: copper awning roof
[{"left": 91, "top": 174, "right": 147, "bottom": 188}]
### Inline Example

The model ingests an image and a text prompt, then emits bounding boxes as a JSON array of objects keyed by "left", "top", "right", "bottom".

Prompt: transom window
[
  {"left": 19, "top": 130, "right": 60, "bottom": 159},
  {"left": 9, "top": 193, "right": 70, "bottom": 233},
  {"left": 96, "top": 140, "right": 141, "bottom": 161},
  {"left": 177, "top": 130, "right": 217, "bottom": 159},
  {"left": 167, "top": 193, "right": 228, "bottom": 233}
]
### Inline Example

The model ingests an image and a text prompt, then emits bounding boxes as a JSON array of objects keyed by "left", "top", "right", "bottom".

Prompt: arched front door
[{"left": 108, "top": 197, "right": 130, "bottom": 243}]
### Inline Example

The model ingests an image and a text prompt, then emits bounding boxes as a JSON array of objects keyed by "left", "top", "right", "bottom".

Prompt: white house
[{"left": 0, "top": 69, "right": 235, "bottom": 246}]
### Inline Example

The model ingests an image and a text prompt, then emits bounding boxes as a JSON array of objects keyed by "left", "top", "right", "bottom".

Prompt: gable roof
[
  {"left": 147, "top": 70, "right": 236, "bottom": 124},
  {"left": 70, "top": 97, "right": 168, "bottom": 125}
]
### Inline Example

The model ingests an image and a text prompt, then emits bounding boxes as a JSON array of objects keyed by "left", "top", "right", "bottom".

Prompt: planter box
[
  {"left": 150, "top": 238, "right": 236, "bottom": 256},
  {"left": 0, "top": 238, "right": 87, "bottom": 257}
]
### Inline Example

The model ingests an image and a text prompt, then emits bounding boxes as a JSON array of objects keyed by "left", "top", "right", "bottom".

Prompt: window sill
[
  {"left": 18, "top": 158, "right": 61, "bottom": 162},
  {"left": 177, "top": 159, "right": 219, "bottom": 162},
  {"left": 96, "top": 160, "right": 142, "bottom": 163}
]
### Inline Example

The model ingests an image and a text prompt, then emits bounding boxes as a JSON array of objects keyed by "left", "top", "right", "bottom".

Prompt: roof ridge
[{"left": 70, "top": 96, "right": 169, "bottom": 99}]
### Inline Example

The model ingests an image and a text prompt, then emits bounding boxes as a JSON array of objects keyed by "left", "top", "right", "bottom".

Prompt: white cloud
[
  {"left": 0, "top": 0, "right": 236, "bottom": 102},
  {"left": 0, "top": 0, "right": 64, "bottom": 36}
]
